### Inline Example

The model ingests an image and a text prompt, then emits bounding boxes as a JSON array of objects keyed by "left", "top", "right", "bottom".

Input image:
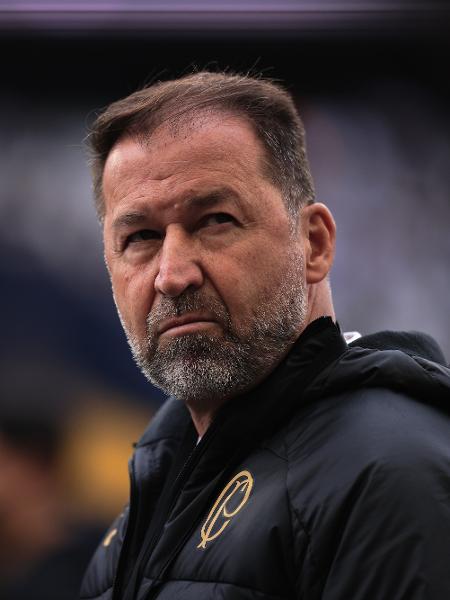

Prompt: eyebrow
[
  {"left": 111, "top": 188, "right": 240, "bottom": 231},
  {"left": 187, "top": 189, "right": 239, "bottom": 211},
  {"left": 112, "top": 211, "right": 148, "bottom": 231}
]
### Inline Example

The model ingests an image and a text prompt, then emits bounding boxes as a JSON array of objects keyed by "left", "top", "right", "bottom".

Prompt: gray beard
[{"left": 122, "top": 257, "right": 307, "bottom": 404}]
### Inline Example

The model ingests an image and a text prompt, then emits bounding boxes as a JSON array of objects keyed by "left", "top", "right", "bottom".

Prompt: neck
[
  {"left": 306, "top": 279, "right": 335, "bottom": 324},
  {"left": 189, "top": 408, "right": 214, "bottom": 437}
]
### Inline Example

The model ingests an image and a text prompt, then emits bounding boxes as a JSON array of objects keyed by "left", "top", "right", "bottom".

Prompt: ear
[{"left": 300, "top": 203, "right": 336, "bottom": 284}]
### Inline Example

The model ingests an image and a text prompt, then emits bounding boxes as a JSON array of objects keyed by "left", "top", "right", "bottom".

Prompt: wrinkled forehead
[
  {"left": 102, "top": 111, "right": 279, "bottom": 221},
  {"left": 105, "top": 110, "right": 272, "bottom": 187},
  {"left": 123, "top": 107, "right": 269, "bottom": 169}
]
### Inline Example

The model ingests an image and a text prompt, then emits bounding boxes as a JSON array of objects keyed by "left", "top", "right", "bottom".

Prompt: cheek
[
  {"left": 110, "top": 266, "right": 155, "bottom": 336},
  {"left": 215, "top": 249, "right": 281, "bottom": 313},
  {"left": 235, "top": 247, "right": 300, "bottom": 309}
]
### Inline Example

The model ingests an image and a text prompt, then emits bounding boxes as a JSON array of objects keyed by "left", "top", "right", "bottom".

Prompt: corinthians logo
[{"left": 197, "top": 470, "right": 254, "bottom": 549}]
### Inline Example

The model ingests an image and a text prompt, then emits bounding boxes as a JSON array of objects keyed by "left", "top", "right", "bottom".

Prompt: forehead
[{"left": 102, "top": 114, "right": 271, "bottom": 211}]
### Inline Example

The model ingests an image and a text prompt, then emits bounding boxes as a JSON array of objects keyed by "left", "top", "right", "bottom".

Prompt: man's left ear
[{"left": 300, "top": 203, "right": 336, "bottom": 284}]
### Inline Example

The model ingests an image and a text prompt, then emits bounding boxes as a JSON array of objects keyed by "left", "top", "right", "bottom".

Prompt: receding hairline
[{"left": 100, "top": 107, "right": 282, "bottom": 211}]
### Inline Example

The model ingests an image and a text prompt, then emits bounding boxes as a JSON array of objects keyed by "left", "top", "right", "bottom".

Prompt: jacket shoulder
[
  {"left": 285, "top": 387, "right": 450, "bottom": 598},
  {"left": 287, "top": 385, "right": 450, "bottom": 467}
]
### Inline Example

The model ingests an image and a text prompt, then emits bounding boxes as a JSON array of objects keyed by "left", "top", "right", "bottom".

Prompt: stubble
[{"left": 121, "top": 254, "right": 307, "bottom": 404}]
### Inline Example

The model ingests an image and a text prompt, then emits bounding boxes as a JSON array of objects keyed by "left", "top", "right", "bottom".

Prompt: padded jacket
[{"left": 80, "top": 317, "right": 450, "bottom": 600}]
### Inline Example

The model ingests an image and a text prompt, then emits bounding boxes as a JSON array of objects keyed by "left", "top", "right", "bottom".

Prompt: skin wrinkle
[
  {"left": 109, "top": 176, "right": 250, "bottom": 224},
  {"left": 112, "top": 191, "right": 247, "bottom": 241},
  {"left": 104, "top": 117, "right": 264, "bottom": 217},
  {"left": 130, "top": 113, "right": 269, "bottom": 193}
]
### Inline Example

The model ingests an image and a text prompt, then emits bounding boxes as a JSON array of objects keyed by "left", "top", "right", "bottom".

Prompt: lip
[{"left": 157, "top": 313, "right": 218, "bottom": 336}]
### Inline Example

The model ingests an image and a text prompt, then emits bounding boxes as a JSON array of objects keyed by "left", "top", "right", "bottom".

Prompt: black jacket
[{"left": 81, "top": 318, "right": 450, "bottom": 600}]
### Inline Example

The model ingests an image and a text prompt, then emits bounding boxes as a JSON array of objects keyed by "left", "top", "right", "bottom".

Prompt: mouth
[{"left": 157, "top": 313, "right": 219, "bottom": 337}]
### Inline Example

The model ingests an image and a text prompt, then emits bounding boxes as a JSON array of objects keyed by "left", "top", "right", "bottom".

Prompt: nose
[{"left": 154, "top": 226, "right": 204, "bottom": 297}]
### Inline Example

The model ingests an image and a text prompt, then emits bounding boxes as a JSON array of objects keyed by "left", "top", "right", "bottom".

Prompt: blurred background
[{"left": 1, "top": 1, "right": 449, "bottom": 597}]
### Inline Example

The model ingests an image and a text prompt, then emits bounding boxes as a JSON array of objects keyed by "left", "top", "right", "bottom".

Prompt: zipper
[
  {"left": 112, "top": 455, "right": 138, "bottom": 600},
  {"left": 143, "top": 434, "right": 258, "bottom": 600},
  {"left": 126, "top": 420, "right": 220, "bottom": 600}
]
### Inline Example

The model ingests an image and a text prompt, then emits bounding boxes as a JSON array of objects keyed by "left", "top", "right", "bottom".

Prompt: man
[{"left": 81, "top": 72, "right": 450, "bottom": 600}]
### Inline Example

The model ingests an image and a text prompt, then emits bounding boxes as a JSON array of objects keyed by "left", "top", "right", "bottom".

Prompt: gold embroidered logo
[{"left": 197, "top": 470, "right": 254, "bottom": 549}]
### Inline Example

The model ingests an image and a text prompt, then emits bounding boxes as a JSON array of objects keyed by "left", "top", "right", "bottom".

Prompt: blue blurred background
[{"left": 0, "top": 2, "right": 449, "bottom": 597}]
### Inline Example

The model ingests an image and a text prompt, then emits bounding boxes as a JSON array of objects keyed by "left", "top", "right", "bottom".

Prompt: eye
[
  {"left": 201, "top": 213, "right": 236, "bottom": 228},
  {"left": 125, "top": 229, "right": 161, "bottom": 246}
]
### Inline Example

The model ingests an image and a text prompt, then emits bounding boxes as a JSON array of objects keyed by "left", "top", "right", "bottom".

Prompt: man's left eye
[{"left": 202, "top": 213, "right": 235, "bottom": 227}]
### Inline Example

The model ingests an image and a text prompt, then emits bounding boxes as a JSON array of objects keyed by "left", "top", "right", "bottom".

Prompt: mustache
[{"left": 146, "top": 290, "right": 231, "bottom": 332}]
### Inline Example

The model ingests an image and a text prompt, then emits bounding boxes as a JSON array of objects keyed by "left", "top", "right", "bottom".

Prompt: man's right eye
[{"left": 126, "top": 229, "right": 161, "bottom": 245}]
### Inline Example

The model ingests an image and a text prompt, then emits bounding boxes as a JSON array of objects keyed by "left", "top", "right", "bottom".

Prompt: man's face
[{"left": 102, "top": 114, "right": 309, "bottom": 405}]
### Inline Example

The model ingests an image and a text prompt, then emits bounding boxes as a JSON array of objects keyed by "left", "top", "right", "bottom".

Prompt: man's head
[{"left": 89, "top": 72, "right": 335, "bottom": 429}]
